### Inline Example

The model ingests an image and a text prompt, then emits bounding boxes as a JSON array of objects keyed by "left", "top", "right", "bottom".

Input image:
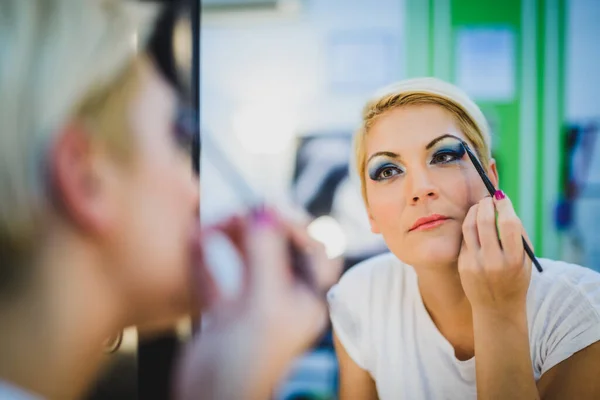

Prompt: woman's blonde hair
[
  {"left": 0, "top": 0, "right": 158, "bottom": 287},
  {"left": 353, "top": 77, "right": 493, "bottom": 205}
]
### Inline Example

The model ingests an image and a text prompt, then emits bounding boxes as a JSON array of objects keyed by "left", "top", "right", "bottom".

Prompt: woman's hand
[
  {"left": 175, "top": 208, "right": 338, "bottom": 400},
  {"left": 459, "top": 192, "right": 541, "bottom": 399},
  {"left": 458, "top": 191, "right": 532, "bottom": 316}
]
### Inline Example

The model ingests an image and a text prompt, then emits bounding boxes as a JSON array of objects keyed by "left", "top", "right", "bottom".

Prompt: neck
[
  {"left": 417, "top": 263, "right": 468, "bottom": 312},
  {"left": 0, "top": 229, "right": 124, "bottom": 399},
  {"left": 415, "top": 261, "right": 474, "bottom": 359}
]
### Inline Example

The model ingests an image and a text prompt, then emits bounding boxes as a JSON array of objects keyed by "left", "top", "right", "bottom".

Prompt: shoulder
[
  {"left": 527, "top": 259, "right": 600, "bottom": 376},
  {"left": 326, "top": 252, "right": 412, "bottom": 370},
  {"left": 529, "top": 258, "right": 600, "bottom": 311}
]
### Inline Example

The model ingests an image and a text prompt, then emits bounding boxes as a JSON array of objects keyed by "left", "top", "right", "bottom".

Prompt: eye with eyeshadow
[
  {"left": 366, "top": 136, "right": 469, "bottom": 182},
  {"left": 172, "top": 105, "right": 198, "bottom": 152},
  {"left": 368, "top": 160, "right": 405, "bottom": 181},
  {"left": 429, "top": 141, "right": 466, "bottom": 165}
]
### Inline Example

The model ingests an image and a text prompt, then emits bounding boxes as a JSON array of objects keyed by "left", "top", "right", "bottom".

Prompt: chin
[
  {"left": 392, "top": 234, "right": 462, "bottom": 268},
  {"left": 130, "top": 260, "right": 192, "bottom": 323}
]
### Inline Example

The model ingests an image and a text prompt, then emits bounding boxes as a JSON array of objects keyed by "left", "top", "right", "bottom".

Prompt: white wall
[{"left": 200, "top": 0, "right": 404, "bottom": 223}]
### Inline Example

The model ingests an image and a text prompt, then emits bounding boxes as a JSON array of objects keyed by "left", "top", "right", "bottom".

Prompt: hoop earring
[{"left": 103, "top": 331, "right": 123, "bottom": 354}]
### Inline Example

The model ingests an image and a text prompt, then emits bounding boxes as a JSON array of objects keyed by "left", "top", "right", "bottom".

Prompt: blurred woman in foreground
[{"left": 0, "top": 1, "right": 330, "bottom": 399}]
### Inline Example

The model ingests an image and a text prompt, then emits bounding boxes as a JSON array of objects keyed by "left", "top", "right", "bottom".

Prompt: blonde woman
[
  {"left": 0, "top": 1, "right": 329, "bottom": 399},
  {"left": 328, "top": 78, "right": 600, "bottom": 399}
]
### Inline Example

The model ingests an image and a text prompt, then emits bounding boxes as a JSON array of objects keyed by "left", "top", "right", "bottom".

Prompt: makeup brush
[{"left": 458, "top": 140, "right": 543, "bottom": 273}]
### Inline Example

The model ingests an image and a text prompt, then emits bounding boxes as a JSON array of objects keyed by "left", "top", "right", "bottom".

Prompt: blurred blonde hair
[
  {"left": 0, "top": 0, "right": 157, "bottom": 283},
  {"left": 353, "top": 77, "right": 493, "bottom": 205}
]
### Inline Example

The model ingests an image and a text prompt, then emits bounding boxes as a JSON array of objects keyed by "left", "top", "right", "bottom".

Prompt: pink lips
[{"left": 409, "top": 214, "right": 449, "bottom": 232}]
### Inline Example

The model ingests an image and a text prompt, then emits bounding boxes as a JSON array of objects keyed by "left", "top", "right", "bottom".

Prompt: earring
[{"left": 103, "top": 331, "right": 123, "bottom": 354}]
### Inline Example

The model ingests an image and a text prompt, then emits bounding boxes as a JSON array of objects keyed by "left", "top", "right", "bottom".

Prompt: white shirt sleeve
[
  {"left": 529, "top": 262, "right": 600, "bottom": 377},
  {"left": 327, "top": 264, "right": 371, "bottom": 371}
]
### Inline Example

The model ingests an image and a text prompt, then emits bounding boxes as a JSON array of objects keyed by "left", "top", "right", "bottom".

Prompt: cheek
[
  {"left": 433, "top": 167, "right": 483, "bottom": 210},
  {"left": 124, "top": 148, "right": 197, "bottom": 260},
  {"left": 366, "top": 180, "right": 406, "bottom": 227},
  {"left": 139, "top": 133, "right": 197, "bottom": 206},
  {"left": 121, "top": 165, "right": 195, "bottom": 307},
  {"left": 146, "top": 161, "right": 197, "bottom": 235}
]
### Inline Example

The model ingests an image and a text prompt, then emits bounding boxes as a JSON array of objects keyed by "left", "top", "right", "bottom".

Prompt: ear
[
  {"left": 487, "top": 158, "right": 499, "bottom": 189},
  {"left": 49, "top": 124, "right": 114, "bottom": 235}
]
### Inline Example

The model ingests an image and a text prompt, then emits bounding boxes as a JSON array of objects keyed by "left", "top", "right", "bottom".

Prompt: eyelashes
[
  {"left": 172, "top": 107, "right": 199, "bottom": 151},
  {"left": 368, "top": 162, "right": 404, "bottom": 181},
  {"left": 430, "top": 145, "right": 466, "bottom": 165},
  {"left": 367, "top": 145, "right": 466, "bottom": 182}
]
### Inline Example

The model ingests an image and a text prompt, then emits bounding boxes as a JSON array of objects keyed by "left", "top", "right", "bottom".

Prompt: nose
[{"left": 405, "top": 168, "right": 439, "bottom": 204}]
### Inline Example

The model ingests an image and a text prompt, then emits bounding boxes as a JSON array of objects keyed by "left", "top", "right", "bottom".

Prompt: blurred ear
[
  {"left": 487, "top": 158, "right": 499, "bottom": 189},
  {"left": 49, "top": 124, "right": 115, "bottom": 235}
]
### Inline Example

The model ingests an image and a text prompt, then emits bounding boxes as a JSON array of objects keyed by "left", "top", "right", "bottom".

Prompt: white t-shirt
[{"left": 327, "top": 253, "right": 600, "bottom": 400}]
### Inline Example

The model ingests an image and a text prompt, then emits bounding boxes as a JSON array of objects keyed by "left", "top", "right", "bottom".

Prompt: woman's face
[
  {"left": 364, "top": 104, "right": 498, "bottom": 269},
  {"left": 107, "top": 62, "right": 199, "bottom": 327}
]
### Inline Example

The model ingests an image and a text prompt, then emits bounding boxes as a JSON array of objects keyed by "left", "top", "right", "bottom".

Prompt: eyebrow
[
  {"left": 366, "top": 133, "right": 461, "bottom": 164},
  {"left": 425, "top": 133, "right": 461, "bottom": 149},
  {"left": 366, "top": 151, "right": 400, "bottom": 164}
]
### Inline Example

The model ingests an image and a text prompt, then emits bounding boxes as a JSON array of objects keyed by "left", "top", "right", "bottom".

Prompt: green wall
[{"left": 405, "top": 0, "right": 565, "bottom": 257}]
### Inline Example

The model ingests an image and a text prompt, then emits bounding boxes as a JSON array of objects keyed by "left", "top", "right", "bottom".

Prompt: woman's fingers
[
  {"left": 243, "top": 210, "right": 329, "bottom": 347},
  {"left": 476, "top": 196, "right": 504, "bottom": 265},
  {"left": 200, "top": 208, "right": 330, "bottom": 319},
  {"left": 462, "top": 202, "right": 480, "bottom": 251},
  {"left": 246, "top": 208, "right": 291, "bottom": 288},
  {"left": 521, "top": 225, "right": 535, "bottom": 253},
  {"left": 493, "top": 191, "right": 526, "bottom": 268}
]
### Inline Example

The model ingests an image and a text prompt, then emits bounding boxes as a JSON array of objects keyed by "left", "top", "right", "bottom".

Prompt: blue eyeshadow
[
  {"left": 367, "top": 158, "right": 404, "bottom": 181},
  {"left": 430, "top": 140, "right": 466, "bottom": 164}
]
